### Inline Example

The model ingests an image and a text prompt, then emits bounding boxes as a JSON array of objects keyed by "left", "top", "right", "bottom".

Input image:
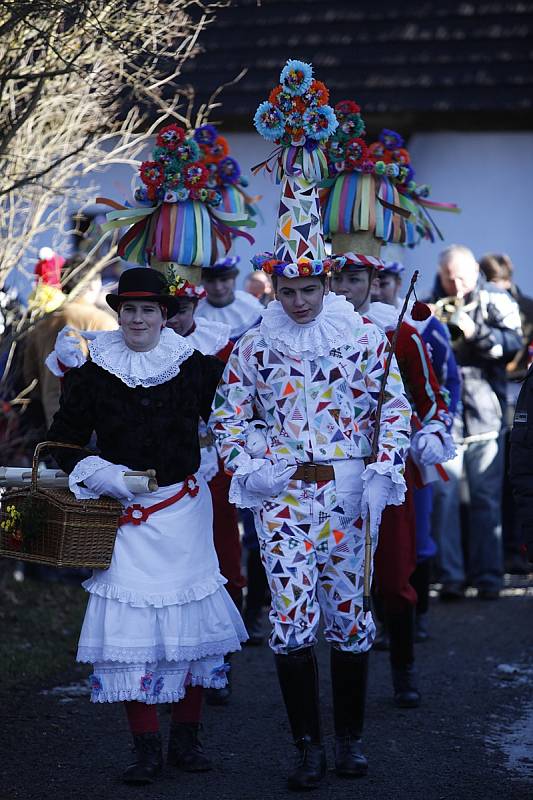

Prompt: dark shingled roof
[{"left": 183, "top": 0, "right": 533, "bottom": 131}]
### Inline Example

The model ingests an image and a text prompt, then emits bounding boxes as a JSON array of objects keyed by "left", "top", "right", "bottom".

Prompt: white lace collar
[
  {"left": 195, "top": 290, "right": 263, "bottom": 339},
  {"left": 260, "top": 292, "right": 364, "bottom": 360},
  {"left": 186, "top": 317, "right": 231, "bottom": 356},
  {"left": 89, "top": 327, "right": 194, "bottom": 388}
]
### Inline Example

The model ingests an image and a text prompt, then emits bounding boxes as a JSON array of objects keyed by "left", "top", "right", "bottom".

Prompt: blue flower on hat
[
  {"left": 193, "top": 124, "right": 218, "bottom": 146},
  {"left": 280, "top": 59, "right": 313, "bottom": 96},
  {"left": 254, "top": 101, "right": 285, "bottom": 141},
  {"left": 303, "top": 106, "right": 338, "bottom": 141}
]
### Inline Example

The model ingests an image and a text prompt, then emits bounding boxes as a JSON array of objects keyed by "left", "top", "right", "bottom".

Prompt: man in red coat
[{"left": 331, "top": 254, "right": 454, "bottom": 707}]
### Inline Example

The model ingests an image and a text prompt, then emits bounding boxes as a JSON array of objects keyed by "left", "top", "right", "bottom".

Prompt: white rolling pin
[{"left": 0, "top": 467, "right": 158, "bottom": 493}]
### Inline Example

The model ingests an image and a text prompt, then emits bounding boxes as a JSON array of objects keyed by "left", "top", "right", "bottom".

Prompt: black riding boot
[
  {"left": 387, "top": 607, "right": 421, "bottom": 708},
  {"left": 411, "top": 559, "right": 431, "bottom": 642},
  {"left": 274, "top": 648, "right": 326, "bottom": 791},
  {"left": 122, "top": 731, "right": 163, "bottom": 785},
  {"left": 330, "top": 647, "right": 369, "bottom": 777},
  {"left": 167, "top": 722, "right": 213, "bottom": 772}
]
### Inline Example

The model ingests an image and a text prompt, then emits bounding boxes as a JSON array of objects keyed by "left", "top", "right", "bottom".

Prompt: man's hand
[
  {"left": 454, "top": 310, "right": 476, "bottom": 340},
  {"left": 412, "top": 431, "right": 445, "bottom": 465},
  {"left": 360, "top": 472, "right": 394, "bottom": 538},
  {"left": 243, "top": 459, "right": 295, "bottom": 498}
]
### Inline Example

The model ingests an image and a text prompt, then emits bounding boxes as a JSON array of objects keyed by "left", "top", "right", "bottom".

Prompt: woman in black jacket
[{"left": 48, "top": 268, "right": 247, "bottom": 785}]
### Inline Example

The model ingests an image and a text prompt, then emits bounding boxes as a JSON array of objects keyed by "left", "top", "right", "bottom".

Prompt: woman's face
[{"left": 118, "top": 301, "right": 165, "bottom": 352}]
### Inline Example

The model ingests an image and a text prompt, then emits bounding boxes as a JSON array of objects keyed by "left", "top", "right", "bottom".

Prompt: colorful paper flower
[
  {"left": 156, "top": 123, "right": 186, "bottom": 150},
  {"left": 361, "top": 159, "right": 375, "bottom": 174},
  {"left": 391, "top": 147, "right": 410, "bottom": 166},
  {"left": 335, "top": 100, "right": 361, "bottom": 118},
  {"left": 303, "top": 80, "right": 329, "bottom": 107},
  {"left": 254, "top": 101, "right": 286, "bottom": 141},
  {"left": 176, "top": 187, "right": 190, "bottom": 201},
  {"left": 345, "top": 137, "right": 368, "bottom": 168},
  {"left": 217, "top": 156, "right": 241, "bottom": 185},
  {"left": 174, "top": 139, "right": 200, "bottom": 163},
  {"left": 210, "top": 136, "right": 230, "bottom": 163},
  {"left": 368, "top": 142, "right": 391, "bottom": 162},
  {"left": 270, "top": 86, "right": 294, "bottom": 113},
  {"left": 193, "top": 124, "right": 218, "bottom": 146},
  {"left": 327, "top": 140, "right": 345, "bottom": 163},
  {"left": 338, "top": 115, "right": 365, "bottom": 141},
  {"left": 207, "top": 189, "right": 222, "bottom": 206},
  {"left": 280, "top": 59, "right": 313, "bottom": 96},
  {"left": 139, "top": 161, "right": 165, "bottom": 195},
  {"left": 379, "top": 128, "right": 404, "bottom": 149},
  {"left": 183, "top": 161, "right": 209, "bottom": 190},
  {"left": 303, "top": 106, "right": 338, "bottom": 140},
  {"left": 153, "top": 146, "right": 176, "bottom": 165}
]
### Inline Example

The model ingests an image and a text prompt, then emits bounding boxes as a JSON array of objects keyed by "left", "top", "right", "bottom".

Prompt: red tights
[{"left": 124, "top": 686, "right": 203, "bottom": 735}]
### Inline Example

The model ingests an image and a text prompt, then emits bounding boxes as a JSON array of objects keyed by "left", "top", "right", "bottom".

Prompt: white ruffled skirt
[{"left": 76, "top": 475, "right": 247, "bottom": 703}]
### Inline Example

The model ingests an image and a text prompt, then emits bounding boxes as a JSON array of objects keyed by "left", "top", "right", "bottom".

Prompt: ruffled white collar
[
  {"left": 186, "top": 317, "right": 231, "bottom": 356},
  {"left": 364, "top": 301, "right": 400, "bottom": 332},
  {"left": 195, "top": 290, "right": 263, "bottom": 339},
  {"left": 89, "top": 327, "right": 193, "bottom": 388},
  {"left": 260, "top": 292, "right": 364, "bottom": 360}
]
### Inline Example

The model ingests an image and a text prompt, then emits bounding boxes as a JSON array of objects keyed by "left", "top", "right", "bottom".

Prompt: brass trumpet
[{"left": 433, "top": 295, "right": 476, "bottom": 342}]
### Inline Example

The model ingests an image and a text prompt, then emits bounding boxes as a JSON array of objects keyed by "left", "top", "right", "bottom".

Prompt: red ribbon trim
[{"left": 119, "top": 475, "right": 199, "bottom": 526}]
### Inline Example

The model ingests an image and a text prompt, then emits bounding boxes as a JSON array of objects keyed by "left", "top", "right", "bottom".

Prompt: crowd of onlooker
[{"left": 1, "top": 243, "right": 531, "bottom": 622}]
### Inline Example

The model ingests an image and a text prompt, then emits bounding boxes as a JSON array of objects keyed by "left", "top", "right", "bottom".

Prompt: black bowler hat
[{"left": 106, "top": 267, "right": 181, "bottom": 315}]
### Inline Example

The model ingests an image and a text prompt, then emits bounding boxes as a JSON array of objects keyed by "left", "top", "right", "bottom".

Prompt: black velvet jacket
[{"left": 47, "top": 351, "right": 224, "bottom": 486}]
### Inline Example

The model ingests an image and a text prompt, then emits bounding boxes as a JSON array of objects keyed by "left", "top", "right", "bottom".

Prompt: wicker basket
[{"left": 0, "top": 441, "right": 122, "bottom": 569}]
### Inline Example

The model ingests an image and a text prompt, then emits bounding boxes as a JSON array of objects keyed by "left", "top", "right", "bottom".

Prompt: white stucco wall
[
  {"left": 224, "top": 130, "right": 533, "bottom": 298},
  {"left": 13, "top": 130, "right": 533, "bottom": 302}
]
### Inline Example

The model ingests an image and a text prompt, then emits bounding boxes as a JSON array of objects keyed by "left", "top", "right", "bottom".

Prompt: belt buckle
[{"left": 302, "top": 463, "right": 317, "bottom": 484}]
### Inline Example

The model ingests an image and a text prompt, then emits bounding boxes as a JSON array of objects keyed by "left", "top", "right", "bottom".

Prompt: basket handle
[{"left": 32, "top": 441, "right": 85, "bottom": 493}]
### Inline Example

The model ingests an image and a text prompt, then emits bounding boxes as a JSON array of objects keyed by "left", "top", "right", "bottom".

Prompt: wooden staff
[{"left": 363, "top": 270, "right": 420, "bottom": 612}]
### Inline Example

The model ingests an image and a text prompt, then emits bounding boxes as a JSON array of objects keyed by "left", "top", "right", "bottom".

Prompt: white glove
[
  {"left": 360, "top": 472, "right": 394, "bottom": 538},
  {"left": 82, "top": 463, "right": 135, "bottom": 502},
  {"left": 412, "top": 431, "right": 444, "bottom": 466},
  {"left": 54, "top": 326, "right": 90, "bottom": 368},
  {"left": 243, "top": 459, "right": 295, "bottom": 498}
]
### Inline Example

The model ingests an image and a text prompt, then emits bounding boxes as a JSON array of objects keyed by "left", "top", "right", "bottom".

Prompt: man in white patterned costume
[{"left": 210, "top": 60, "right": 411, "bottom": 791}]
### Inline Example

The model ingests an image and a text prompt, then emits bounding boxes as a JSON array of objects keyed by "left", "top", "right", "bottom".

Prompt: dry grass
[{"left": 0, "top": 560, "right": 88, "bottom": 690}]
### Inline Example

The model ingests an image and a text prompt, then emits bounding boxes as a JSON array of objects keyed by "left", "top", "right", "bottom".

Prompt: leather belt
[{"left": 291, "top": 463, "right": 335, "bottom": 483}]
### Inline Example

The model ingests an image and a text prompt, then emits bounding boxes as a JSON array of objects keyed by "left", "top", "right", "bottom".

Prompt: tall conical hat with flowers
[
  {"left": 251, "top": 59, "right": 345, "bottom": 279},
  {"left": 98, "top": 122, "right": 257, "bottom": 289},
  {"left": 321, "top": 100, "right": 459, "bottom": 264}
]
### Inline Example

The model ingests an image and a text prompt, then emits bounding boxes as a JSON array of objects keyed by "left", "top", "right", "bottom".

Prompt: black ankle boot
[
  {"left": 274, "top": 648, "right": 326, "bottom": 791},
  {"left": 122, "top": 731, "right": 163, "bottom": 785},
  {"left": 288, "top": 737, "right": 326, "bottom": 791},
  {"left": 387, "top": 607, "right": 421, "bottom": 708},
  {"left": 167, "top": 722, "right": 212, "bottom": 772},
  {"left": 391, "top": 663, "right": 421, "bottom": 708},
  {"left": 331, "top": 648, "right": 369, "bottom": 777}
]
